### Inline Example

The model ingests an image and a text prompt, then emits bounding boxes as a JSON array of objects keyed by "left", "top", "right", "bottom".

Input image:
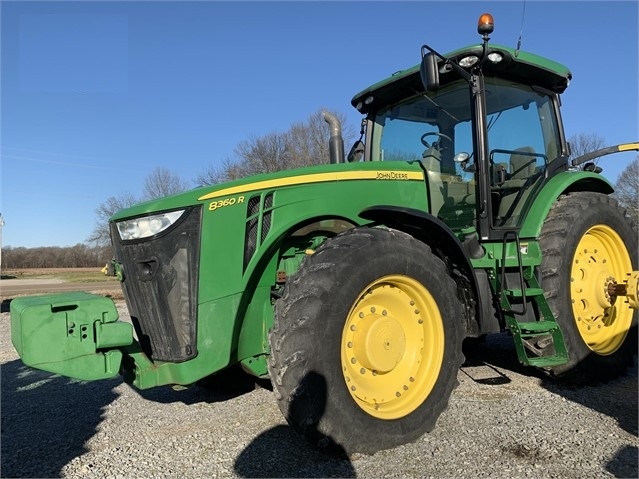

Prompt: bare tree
[
  {"left": 614, "top": 156, "right": 639, "bottom": 227},
  {"left": 143, "top": 166, "right": 190, "bottom": 200},
  {"left": 233, "top": 132, "right": 291, "bottom": 177},
  {"left": 196, "top": 109, "right": 357, "bottom": 186},
  {"left": 567, "top": 133, "right": 606, "bottom": 164},
  {"left": 87, "top": 191, "right": 139, "bottom": 247},
  {"left": 195, "top": 157, "right": 240, "bottom": 186},
  {"left": 88, "top": 168, "right": 190, "bottom": 248},
  {"left": 286, "top": 110, "right": 354, "bottom": 168}
]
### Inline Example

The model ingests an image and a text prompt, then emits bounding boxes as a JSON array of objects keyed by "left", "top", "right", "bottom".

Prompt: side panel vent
[
  {"left": 244, "top": 217, "right": 259, "bottom": 269},
  {"left": 247, "top": 196, "right": 261, "bottom": 216},
  {"left": 261, "top": 193, "right": 274, "bottom": 242},
  {"left": 243, "top": 192, "right": 275, "bottom": 270}
]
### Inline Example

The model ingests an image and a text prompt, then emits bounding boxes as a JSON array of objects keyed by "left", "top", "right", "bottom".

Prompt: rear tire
[
  {"left": 268, "top": 227, "right": 465, "bottom": 454},
  {"left": 539, "top": 192, "right": 638, "bottom": 383}
]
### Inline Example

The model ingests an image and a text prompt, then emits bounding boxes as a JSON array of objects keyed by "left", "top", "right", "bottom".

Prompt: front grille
[{"left": 110, "top": 206, "right": 202, "bottom": 362}]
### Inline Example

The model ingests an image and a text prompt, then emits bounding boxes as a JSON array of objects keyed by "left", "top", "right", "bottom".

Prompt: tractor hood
[{"left": 109, "top": 160, "right": 425, "bottom": 223}]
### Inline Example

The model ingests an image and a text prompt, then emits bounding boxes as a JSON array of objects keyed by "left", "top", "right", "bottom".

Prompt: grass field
[
  {"left": 1, "top": 268, "right": 124, "bottom": 305},
  {"left": 2, "top": 268, "right": 114, "bottom": 283}
]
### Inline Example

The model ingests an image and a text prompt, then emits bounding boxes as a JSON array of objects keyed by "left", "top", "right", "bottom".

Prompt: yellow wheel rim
[
  {"left": 341, "top": 275, "right": 445, "bottom": 419},
  {"left": 571, "top": 224, "right": 633, "bottom": 355}
]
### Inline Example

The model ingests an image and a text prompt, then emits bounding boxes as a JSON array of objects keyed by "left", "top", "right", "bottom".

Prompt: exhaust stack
[{"left": 322, "top": 111, "right": 345, "bottom": 164}]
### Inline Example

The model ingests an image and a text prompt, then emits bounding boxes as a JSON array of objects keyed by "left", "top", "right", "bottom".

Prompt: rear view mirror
[
  {"left": 420, "top": 52, "right": 439, "bottom": 91},
  {"left": 347, "top": 140, "right": 365, "bottom": 162}
]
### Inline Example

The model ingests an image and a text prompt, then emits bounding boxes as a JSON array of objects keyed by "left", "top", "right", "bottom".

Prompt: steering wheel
[{"left": 420, "top": 132, "right": 453, "bottom": 149}]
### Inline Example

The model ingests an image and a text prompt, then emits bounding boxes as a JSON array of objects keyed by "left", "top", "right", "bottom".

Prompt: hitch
[{"left": 607, "top": 271, "right": 639, "bottom": 309}]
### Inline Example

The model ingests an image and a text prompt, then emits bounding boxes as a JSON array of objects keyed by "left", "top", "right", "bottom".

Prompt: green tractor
[{"left": 11, "top": 13, "right": 638, "bottom": 455}]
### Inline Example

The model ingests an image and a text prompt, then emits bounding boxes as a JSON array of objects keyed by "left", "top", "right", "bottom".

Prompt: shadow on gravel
[
  {"left": 133, "top": 365, "right": 271, "bottom": 405},
  {"left": 464, "top": 334, "right": 638, "bottom": 427},
  {"left": 1, "top": 299, "right": 11, "bottom": 313},
  {"left": 606, "top": 445, "right": 639, "bottom": 479},
  {"left": 540, "top": 358, "right": 638, "bottom": 435},
  {"left": 132, "top": 382, "right": 256, "bottom": 405},
  {"left": 234, "top": 370, "right": 356, "bottom": 478},
  {"left": 461, "top": 333, "right": 547, "bottom": 380},
  {"left": 234, "top": 425, "right": 356, "bottom": 478},
  {"left": 1, "top": 360, "right": 120, "bottom": 478},
  {"left": 463, "top": 331, "right": 638, "bottom": 478}
]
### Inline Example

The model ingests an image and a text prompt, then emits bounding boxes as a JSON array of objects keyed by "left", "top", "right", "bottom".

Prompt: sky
[{"left": 1, "top": 0, "right": 637, "bottom": 248}]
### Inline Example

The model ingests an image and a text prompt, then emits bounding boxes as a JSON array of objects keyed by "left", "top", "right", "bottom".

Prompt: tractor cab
[{"left": 351, "top": 14, "right": 572, "bottom": 240}]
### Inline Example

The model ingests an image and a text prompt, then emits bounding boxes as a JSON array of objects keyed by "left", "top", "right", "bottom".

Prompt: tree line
[{"left": 3, "top": 244, "right": 111, "bottom": 270}]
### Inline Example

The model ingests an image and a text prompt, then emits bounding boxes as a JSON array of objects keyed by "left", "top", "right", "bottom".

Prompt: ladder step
[
  {"left": 504, "top": 288, "right": 544, "bottom": 298},
  {"left": 525, "top": 354, "right": 568, "bottom": 367},
  {"left": 516, "top": 320, "right": 559, "bottom": 333}
]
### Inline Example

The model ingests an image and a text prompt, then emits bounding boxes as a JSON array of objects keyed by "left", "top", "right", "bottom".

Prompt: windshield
[{"left": 369, "top": 78, "right": 561, "bottom": 230}]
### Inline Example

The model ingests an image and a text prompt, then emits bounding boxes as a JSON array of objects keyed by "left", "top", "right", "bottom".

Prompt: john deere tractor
[{"left": 11, "top": 13, "right": 638, "bottom": 454}]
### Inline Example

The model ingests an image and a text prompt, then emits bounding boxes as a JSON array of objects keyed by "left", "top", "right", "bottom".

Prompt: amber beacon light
[{"left": 477, "top": 13, "right": 494, "bottom": 37}]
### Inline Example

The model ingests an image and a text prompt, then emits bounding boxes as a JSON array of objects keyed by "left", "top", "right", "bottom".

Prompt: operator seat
[
  {"left": 495, "top": 146, "right": 537, "bottom": 225},
  {"left": 422, "top": 145, "right": 445, "bottom": 216},
  {"left": 506, "top": 146, "right": 536, "bottom": 187}
]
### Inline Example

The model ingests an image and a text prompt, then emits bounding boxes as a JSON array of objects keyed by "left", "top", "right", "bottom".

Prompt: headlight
[
  {"left": 116, "top": 210, "right": 185, "bottom": 241},
  {"left": 459, "top": 55, "right": 479, "bottom": 68},
  {"left": 487, "top": 52, "right": 503, "bottom": 63}
]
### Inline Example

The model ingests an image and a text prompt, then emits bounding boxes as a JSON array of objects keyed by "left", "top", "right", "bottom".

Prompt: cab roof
[{"left": 351, "top": 44, "right": 572, "bottom": 114}]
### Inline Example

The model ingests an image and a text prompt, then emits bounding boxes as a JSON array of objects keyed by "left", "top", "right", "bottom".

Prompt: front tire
[
  {"left": 539, "top": 192, "right": 638, "bottom": 383},
  {"left": 268, "top": 227, "right": 465, "bottom": 454}
]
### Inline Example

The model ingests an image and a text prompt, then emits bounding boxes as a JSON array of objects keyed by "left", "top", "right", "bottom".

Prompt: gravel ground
[{"left": 1, "top": 300, "right": 637, "bottom": 478}]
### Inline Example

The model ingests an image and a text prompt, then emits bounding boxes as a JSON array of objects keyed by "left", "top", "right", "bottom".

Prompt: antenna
[{"left": 515, "top": 0, "right": 527, "bottom": 57}]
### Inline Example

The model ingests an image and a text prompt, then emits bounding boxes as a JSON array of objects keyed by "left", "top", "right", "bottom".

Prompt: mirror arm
[{"left": 421, "top": 44, "right": 472, "bottom": 83}]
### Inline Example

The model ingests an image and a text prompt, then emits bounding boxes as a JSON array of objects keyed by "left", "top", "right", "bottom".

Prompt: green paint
[
  {"left": 10, "top": 292, "right": 132, "bottom": 381},
  {"left": 10, "top": 33, "right": 622, "bottom": 391},
  {"left": 519, "top": 171, "right": 613, "bottom": 238}
]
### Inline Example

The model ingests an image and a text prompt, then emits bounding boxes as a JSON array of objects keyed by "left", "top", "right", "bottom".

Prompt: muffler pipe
[{"left": 322, "top": 111, "right": 345, "bottom": 164}]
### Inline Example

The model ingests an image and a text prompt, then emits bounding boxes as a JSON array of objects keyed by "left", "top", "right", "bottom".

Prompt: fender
[
  {"left": 519, "top": 172, "right": 613, "bottom": 238},
  {"left": 359, "top": 205, "right": 486, "bottom": 335}
]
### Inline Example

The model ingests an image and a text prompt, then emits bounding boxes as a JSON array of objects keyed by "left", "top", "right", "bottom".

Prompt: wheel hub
[
  {"left": 352, "top": 314, "right": 406, "bottom": 373},
  {"left": 341, "top": 275, "right": 444, "bottom": 420},
  {"left": 571, "top": 225, "right": 634, "bottom": 354}
]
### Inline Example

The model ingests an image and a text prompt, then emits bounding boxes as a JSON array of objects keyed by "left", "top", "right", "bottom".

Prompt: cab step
[
  {"left": 509, "top": 318, "right": 568, "bottom": 367},
  {"left": 504, "top": 287, "right": 544, "bottom": 297},
  {"left": 497, "top": 233, "right": 568, "bottom": 368},
  {"left": 501, "top": 286, "right": 569, "bottom": 367}
]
